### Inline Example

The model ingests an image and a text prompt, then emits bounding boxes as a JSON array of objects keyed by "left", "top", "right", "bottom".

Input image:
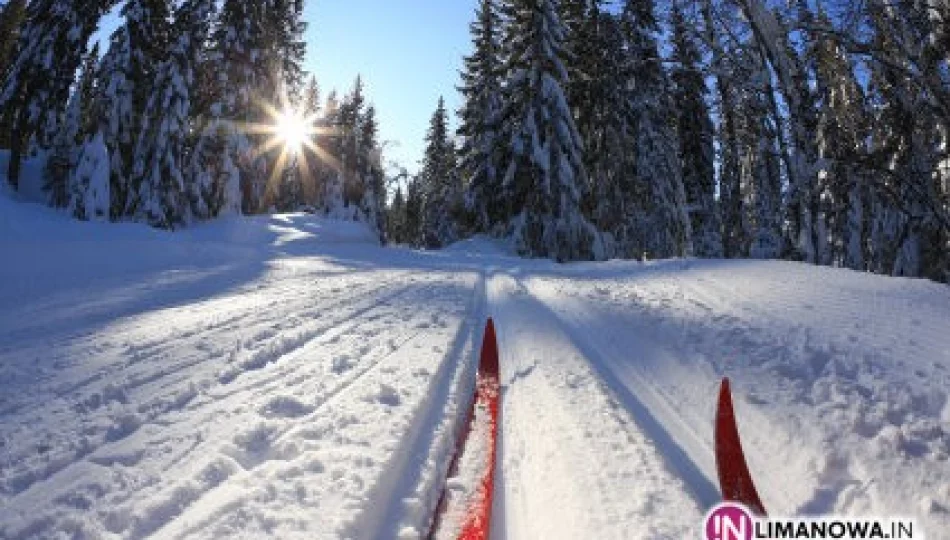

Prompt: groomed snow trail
[
  {"left": 487, "top": 271, "right": 705, "bottom": 539},
  {"left": 0, "top": 211, "right": 487, "bottom": 539},
  {"left": 2, "top": 204, "right": 948, "bottom": 538},
  {"left": 512, "top": 259, "right": 950, "bottom": 536}
]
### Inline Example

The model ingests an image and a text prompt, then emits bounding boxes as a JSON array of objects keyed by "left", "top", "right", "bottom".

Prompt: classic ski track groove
[
  {"left": 0, "top": 272, "right": 393, "bottom": 417},
  {"left": 146, "top": 326, "right": 430, "bottom": 539},
  {"left": 0, "top": 275, "right": 454, "bottom": 533},
  {"left": 367, "top": 273, "right": 487, "bottom": 540},
  {"left": 487, "top": 271, "right": 703, "bottom": 539},
  {"left": 143, "top": 275, "right": 480, "bottom": 540},
  {"left": 517, "top": 271, "right": 803, "bottom": 515},
  {"left": 0, "top": 276, "right": 418, "bottom": 500},
  {"left": 504, "top": 273, "right": 722, "bottom": 510}
]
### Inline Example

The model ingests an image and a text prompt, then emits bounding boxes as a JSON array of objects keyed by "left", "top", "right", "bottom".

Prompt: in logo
[{"left": 705, "top": 503, "right": 754, "bottom": 540}]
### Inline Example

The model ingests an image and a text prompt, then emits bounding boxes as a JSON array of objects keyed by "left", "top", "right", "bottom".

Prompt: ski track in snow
[
  {"left": 487, "top": 271, "right": 705, "bottom": 539},
  {"left": 516, "top": 259, "right": 950, "bottom": 535},
  {"left": 1, "top": 208, "right": 949, "bottom": 539},
  {"left": 0, "top": 226, "right": 484, "bottom": 538}
]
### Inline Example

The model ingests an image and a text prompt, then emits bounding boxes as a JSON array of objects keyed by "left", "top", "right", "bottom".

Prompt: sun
[
  {"left": 275, "top": 109, "right": 309, "bottom": 154},
  {"left": 238, "top": 97, "right": 343, "bottom": 208}
]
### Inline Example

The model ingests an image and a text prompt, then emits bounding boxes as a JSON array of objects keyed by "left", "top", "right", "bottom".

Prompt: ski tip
[
  {"left": 480, "top": 318, "right": 499, "bottom": 377},
  {"left": 714, "top": 376, "right": 768, "bottom": 516},
  {"left": 718, "top": 377, "right": 732, "bottom": 413}
]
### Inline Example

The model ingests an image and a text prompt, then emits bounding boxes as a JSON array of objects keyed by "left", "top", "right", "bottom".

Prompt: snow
[{"left": 1, "top": 193, "right": 949, "bottom": 538}]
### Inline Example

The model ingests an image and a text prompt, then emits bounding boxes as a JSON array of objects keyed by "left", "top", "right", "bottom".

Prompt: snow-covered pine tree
[
  {"left": 269, "top": 0, "right": 307, "bottom": 103},
  {"left": 699, "top": 0, "right": 746, "bottom": 259},
  {"left": 133, "top": 0, "right": 215, "bottom": 228},
  {"left": 188, "top": 113, "right": 241, "bottom": 218},
  {"left": 404, "top": 174, "right": 425, "bottom": 245},
  {"left": 561, "top": 0, "right": 604, "bottom": 157},
  {"left": 358, "top": 104, "right": 387, "bottom": 241},
  {"left": 739, "top": 0, "right": 822, "bottom": 263},
  {"left": 496, "top": 0, "right": 605, "bottom": 261},
  {"left": 0, "top": 0, "right": 27, "bottom": 149},
  {"left": 387, "top": 185, "right": 408, "bottom": 243},
  {"left": 561, "top": 4, "right": 635, "bottom": 258},
  {"left": 0, "top": 0, "right": 115, "bottom": 189},
  {"left": 275, "top": 153, "right": 304, "bottom": 212},
  {"left": 97, "top": 0, "right": 171, "bottom": 220},
  {"left": 671, "top": 5, "right": 722, "bottom": 258},
  {"left": 336, "top": 76, "right": 367, "bottom": 213},
  {"left": 316, "top": 77, "right": 386, "bottom": 237},
  {"left": 318, "top": 89, "right": 346, "bottom": 217},
  {"left": 69, "top": 131, "right": 111, "bottom": 221},
  {"left": 44, "top": 43, "right": 100, "bottom": 208},
  {"left": 865, "top": 5, "right": 946, "bottom": 279},
  {"left": 297, "top": 75, "right": 321, "bottom": 206},
  {"left": 198, "top": 0, "right": 267, "bottom": 215},
  {"left": 811, "top": 10, "right": 870, "bottom": 270},
  {"left": 420, "top": 97, "right": 462, "bottom": 247},
  {"left": 458, "top": 0, "right": 504, "bottom": 235},
  {"left": 302, "top": 76, "right": 321, "bottom": 124},
  {"left": 0, "top": 0, "right": 27, "bottom": 79},
  {"left": 619, "top": 0, "right": 692, "bottom": 258},
  {"left": 258, "top": 0, "right": 308, "bottom": 211},
  {"left": 738, "top": 44, "right": 784, "bottom": 260}
]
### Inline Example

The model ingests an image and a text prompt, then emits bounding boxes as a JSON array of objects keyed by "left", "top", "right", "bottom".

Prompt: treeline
[
  {"left": 0, "top": 0, "right": 386, "bottom": 238},
  {"left": 390, "top": 0, "right": 949, "bottom": 281}
]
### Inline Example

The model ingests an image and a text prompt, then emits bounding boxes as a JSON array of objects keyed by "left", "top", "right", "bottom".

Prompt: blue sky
[
  {"left": 96, "top": 0, "right": 477, "bottom": 175},
  {"left": 305, "top": 0, "right": 475, "bottom": 174}
]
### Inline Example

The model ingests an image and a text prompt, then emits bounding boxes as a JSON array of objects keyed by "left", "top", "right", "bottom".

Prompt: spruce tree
[
  {"left": 0, "top": 0, "right": 116, "bottom": 189},
  {"left": 812, "top": 11, "right": 870, "bottom": 270},
  {"left": 0, "top": 0, "right": 27, "bottom": 149},
  {"left": 201, "top": 0, "right": 267, "bottom": 214},
  {"left": 44, "top": 43, "right": 100, "bottom": 208},
  {"left": 97, "top": 0, "right": 171, "bottom": 219},
  {"left": 387, "top": 185, "right": 408, "bottom": 243},
  {"left": 560, "top": 5, "right": 636, "bottom": 258},
  {"left": 359, "top": 104, "right": 387, "bottom": 241},
  {"left": 620, "top": 0, "right": 692, "bottom": 258},
  {"left": 458, "top": 0, "right": 504, "bottom": 234},
  {"left": 866, "top": 13, "right": 945, "bottom": 279},
  {"left": 0, "top": 0, "right": 26, "bottom": 80},
  {"left": 336, "top": 76, "right": 367, "bottom": 211},
  {"left": 421, "top": 97, "right": 462, "bottom": 247},
  {"left": 297, "top": 76, "right": 321, "bottom": 206},
  {"left": 739, "top": 46, "right": 784, "bottom": 260},
  {"left": 258, "top": 0, "right": 308, "bottom": 211},
  {"left": 133, "top": 0, "right": 215, "bottom": 228},
  {"left": 671, "top": 5, "right": 722, "bottom": 258},
  {"left": 270, "top": 0, "right": 307, "bottom": 103},
  {"left": 69, "top": 131, "right": 111, "bottom": 221},
  {"left": 496, "top": 0, "right": 605, "bottom": 261},
  {"left": 404, "top": 175, "right": 425, "bottom": 245}
]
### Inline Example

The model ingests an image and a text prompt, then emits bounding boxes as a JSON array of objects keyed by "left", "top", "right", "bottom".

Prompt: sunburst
[{"left": 234, "top": 96, "right": 344, "bottom": 208}]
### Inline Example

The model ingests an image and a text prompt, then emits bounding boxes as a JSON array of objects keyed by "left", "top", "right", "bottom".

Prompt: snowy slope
[{"left": 1, "top": 195, "right": 948, "bottom": 539}]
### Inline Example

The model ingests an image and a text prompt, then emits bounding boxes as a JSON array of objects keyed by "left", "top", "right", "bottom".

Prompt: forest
[{"left": 0, "top": 0, "right": 947, "bottom": 282}]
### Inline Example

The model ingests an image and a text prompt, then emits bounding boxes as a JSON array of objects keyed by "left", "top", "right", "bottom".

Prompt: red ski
[
  {"left": 429, "top": 318, "right": 501, "bottom": 540},
  {"left": 715, "top": 377, "right": 767, "bottom": 515}
]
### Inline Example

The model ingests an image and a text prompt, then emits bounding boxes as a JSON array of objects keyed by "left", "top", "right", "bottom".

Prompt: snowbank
[{"left": 0, "top": 191, "right": 947, "bottom": 538}]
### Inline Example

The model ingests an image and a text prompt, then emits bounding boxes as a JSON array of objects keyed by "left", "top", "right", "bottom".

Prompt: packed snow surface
[{"left": 1, "top": 193, "right": 949, "bottom": 539}]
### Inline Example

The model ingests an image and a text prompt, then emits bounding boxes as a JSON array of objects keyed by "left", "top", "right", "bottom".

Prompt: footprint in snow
[
  {"left": 332, "top": 355, "right": 354, "bottom": 374},
  {"left": 364, "top": 384, "right": 401, "bottom": 407},
  {"left": 105, "top": 413, "right": 142, "bottom": 442},
  {"left": 259, "top": 395, "right": 314, "bottom": 419}
]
